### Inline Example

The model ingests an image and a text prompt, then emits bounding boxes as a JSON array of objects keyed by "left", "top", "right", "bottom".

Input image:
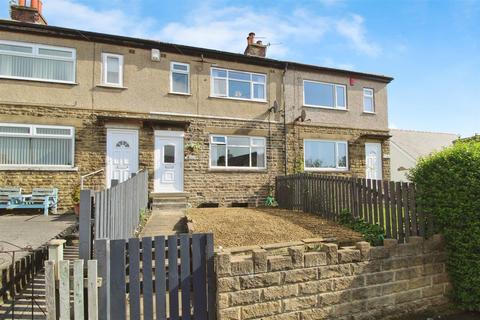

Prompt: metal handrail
[{"left": 80, "top": 168, "right": 104, "bottom": 190}]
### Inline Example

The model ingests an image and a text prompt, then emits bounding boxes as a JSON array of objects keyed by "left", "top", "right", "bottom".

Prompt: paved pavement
[
  {"left": 0, "top": 213, "right": 76, "bottom": 269},
  {"left": 140, "top": 209, "right": 187, "bottom": 237}
]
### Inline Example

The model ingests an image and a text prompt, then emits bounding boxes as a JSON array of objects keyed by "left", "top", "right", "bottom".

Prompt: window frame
[
  {"left": 0, "top": 39, "right": 76, "bottom": 84},
  {"left": 170, "top": 61, "right": 190, "bottom": 95},
  {"left": 101, "top": 52, "right": 124, "bottom": 87},
  {"left": 0, "top": 123, "right": 75, "bottom": 170},
  {"left": 209, "top": 134, "right": 267, "bottom": 170},
  {"left": 210, "top": 67, "right": 267, "bottom": 102},
  {"left": 303, "top": 80, "right": 347, "bottom": 110},
  {"left": 363, "top": 88, "right": 375, "bottom": 113},
  {"left": 303, "top": 139, "right": 349, "bottom": 172}
]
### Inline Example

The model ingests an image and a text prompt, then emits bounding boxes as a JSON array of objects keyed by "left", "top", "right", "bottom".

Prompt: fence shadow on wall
[{"left": 276, "top": 173, "right": 435, "bottom": 243}]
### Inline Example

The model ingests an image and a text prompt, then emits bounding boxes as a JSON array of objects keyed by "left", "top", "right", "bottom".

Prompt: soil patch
[{"left": 187, "top": 207, "right": 362, "bottom": 248}]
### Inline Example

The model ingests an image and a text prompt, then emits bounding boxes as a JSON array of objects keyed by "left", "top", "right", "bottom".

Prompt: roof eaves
[{"left": 0, "top": 19, "right": 393, "bottom": 83}]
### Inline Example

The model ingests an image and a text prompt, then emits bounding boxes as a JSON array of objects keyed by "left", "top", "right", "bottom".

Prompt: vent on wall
[{"left": 151, "top": 49, "right": 161, "bottom": 61}]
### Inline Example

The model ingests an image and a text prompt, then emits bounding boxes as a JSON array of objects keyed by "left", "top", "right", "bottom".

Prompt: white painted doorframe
[
  {"left": 154, "top": 130, "right": 184, "bottom": 193},
  {"left": 106, "top": 128, "right": 139, "bottom": 187}
]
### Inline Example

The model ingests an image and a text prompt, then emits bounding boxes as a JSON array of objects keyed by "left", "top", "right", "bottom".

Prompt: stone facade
[
  {"left": 0, "top": 102, "right": 392, "bottom": 211},
  {"left": 0, "top": 104, "right": 286, "bottom": 209},
  {"left": 215, "top": 235, "right": 450, "bottom": 320},
  {"left": 287, "top": 124, "right": 390, "bottom": 180}
]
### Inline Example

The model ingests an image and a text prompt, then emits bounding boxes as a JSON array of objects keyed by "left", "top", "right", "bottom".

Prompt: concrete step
[
  {"left": 151, "top": 192, "right": 188, "bottom": 209},
  {"left": 152, "top": 202, "right": 187, "bottom": 209}
]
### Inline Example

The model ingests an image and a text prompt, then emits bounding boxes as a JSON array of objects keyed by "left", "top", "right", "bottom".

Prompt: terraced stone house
[{"left": 0, "top": 1, "right": 393, "bottom": 210}]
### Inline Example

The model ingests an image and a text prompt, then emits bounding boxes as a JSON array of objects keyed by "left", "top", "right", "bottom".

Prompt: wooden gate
[{"left": 95, "top": 233, "right": 215, "bottom": 320}]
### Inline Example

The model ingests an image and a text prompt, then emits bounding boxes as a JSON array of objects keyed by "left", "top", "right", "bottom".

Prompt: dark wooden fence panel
[
  {"left": 95, "top": 233, "right": 215, "bottom": 320},
  {"left": 276, "top": 174, "right": 432, "bottom": 242}
]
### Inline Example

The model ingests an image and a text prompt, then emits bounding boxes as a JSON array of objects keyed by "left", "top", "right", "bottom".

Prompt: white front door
[
  {"left": 154, "top": 131, "right": 184, "bottom": 193},
  {"left": 365, "top": 143, "right": 383, "bottom": 180},
  {"left": 106, "top": 129, "right": 139, "bottom": 187}
]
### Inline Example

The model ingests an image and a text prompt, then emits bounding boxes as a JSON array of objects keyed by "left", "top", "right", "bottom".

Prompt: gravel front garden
[{"left": 186, "top": 207, "right": 362, "bottom": 248}]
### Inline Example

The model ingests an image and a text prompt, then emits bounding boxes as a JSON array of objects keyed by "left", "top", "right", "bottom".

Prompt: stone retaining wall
[{"left": 215, "top": 235, "right": 450, "bottom": 320}]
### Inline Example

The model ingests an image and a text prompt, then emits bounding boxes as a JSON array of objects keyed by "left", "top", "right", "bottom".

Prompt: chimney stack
[
  {"left": 10, "top": 0, "right": 47, "bottom": 25},
  {"left": 244, "top": 32, "right": 267, "bottom": 58}
]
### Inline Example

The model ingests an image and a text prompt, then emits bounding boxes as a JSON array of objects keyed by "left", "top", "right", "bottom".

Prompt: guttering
[{"left": 149, "top": 111, "right": 279, "bottom": 124}]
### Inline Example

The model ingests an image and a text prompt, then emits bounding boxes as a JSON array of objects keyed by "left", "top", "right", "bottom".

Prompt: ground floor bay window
[
  {"left": 210, "top": 135, "right": 266, "bottom": 169},
  {"left": 304, "top": 139, "right": 348, "bottom": 171},
  {"left": 0, "top": 123, "right": 74, "bottom": 169}
]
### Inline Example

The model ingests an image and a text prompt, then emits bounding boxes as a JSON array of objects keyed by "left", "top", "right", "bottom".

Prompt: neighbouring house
[
  {"left": 0, "top": 1, "right": 393, "bottom": 211},
  {"left": 390, "top": 129, "right": 459, "bottom": 181}
]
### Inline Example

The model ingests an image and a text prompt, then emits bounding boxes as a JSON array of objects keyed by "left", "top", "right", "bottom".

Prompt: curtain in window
[
  {"left": 0, "top": 137, "right": 72, "bottom": 166},
  {"left": 0, "top": 54, "right": 74, "bottom": 82}
]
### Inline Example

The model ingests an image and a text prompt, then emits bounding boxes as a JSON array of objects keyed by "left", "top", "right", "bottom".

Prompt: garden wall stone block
[{"left": 216, "top": 235, "right": 451, "bottom": 320}]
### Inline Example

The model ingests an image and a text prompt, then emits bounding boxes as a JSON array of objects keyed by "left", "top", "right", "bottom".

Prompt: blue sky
[{"left": 2, "top": 0, "right": 479, "bottom": 137}]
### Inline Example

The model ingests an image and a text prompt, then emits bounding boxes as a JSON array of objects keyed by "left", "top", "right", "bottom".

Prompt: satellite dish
[
  {"left": 300, "top": 109, "right": 307, "bottom": 122},
  {"left": 269, "top": 100, "right": 279, "bottom": 113},
  {"left": 273, "top": 101, "right": 279, "bottom": 113}
]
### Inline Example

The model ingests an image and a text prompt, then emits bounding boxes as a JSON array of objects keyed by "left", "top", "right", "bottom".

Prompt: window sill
[
  {"left": 96, "top": 84, "right": 127, "bottom": 90},
  {"left": 304, "top": 168, "right": 349, "bottom": 173},
  {"left": 0, "top": 166, "right": 79, "bottom": 172},
  {"left": 303, "top": 105, "right": 348, "bottom": 111},
  {"left": 0, "top": 76, "right": 78, "bottom": 85},
  {"left": 209, "top": 96, "right": 268, "bottom": 104},
  {"left": 208, "top": 168, "right": 268, "bottom": 173},
  {"left": 169, "top": 92, "right": 192, "bottom": 96},
  {"left": 362, "top": 111, "right": 376, "bottom": 115}
]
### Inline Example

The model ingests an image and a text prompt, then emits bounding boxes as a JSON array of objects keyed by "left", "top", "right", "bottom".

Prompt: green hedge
[{"left": 409, "top": 141, "right": 480, "bottom": 311}]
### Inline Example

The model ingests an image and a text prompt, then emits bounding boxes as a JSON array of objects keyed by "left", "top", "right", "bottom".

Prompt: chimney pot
[
  {"left": 244, "top": 32, "right": 267, "bottom": 58},
  {"left": 10, "top": 0, "right": 47, "bottom": 25}
]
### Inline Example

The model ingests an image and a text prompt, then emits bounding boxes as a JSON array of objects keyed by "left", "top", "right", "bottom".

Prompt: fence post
[
  {"left": 79, "top": 189, "right": 93, "bottom": 261},
  {"left": 95, "top": 239, "right": 110, "bottom": 320}
]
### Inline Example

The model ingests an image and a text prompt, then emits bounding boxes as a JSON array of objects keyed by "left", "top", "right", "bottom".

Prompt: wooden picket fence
[
  {"left": 44, "top": 259, "right": 100, "bottom": 320},
  {"left": 94, "top": 233, "right": 215, "bottom": 320},
  {"left": 79, "top": 170, "right": 149, "bottom": 261},
  {"left": 276, "top": 174, "right": 434, "bottom": 243}
]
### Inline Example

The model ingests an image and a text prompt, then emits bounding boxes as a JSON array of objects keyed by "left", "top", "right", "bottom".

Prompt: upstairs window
[
  {"left": 0, "top": 123, "right": 75, "bottom": 168},
  {"left": 363, "top": 88, "right": 375, "bottom": 113},
  {"left": 303, "top": 80, "right": 346, "bottom": 109},
  {"left": 304, "top": 140, "right": 348, "bottom": 171},
  {"left": 210, "top": 135, "right": 266, "bottom": 169},
  {"left": 211, "top": 68, "right": 266, "bottom": 101},
  {"left": 170, "top": 62, "right": 190, "bottom": 94},
  {"left": 102, "top": 53, "right": 123, "bottom": 86},
  {"left": 0, "top": 40, "right": 76, "bottom": 83}
]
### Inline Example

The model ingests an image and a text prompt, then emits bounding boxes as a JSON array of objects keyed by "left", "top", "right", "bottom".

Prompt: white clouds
[
  {"left": 43, "top": 0, "right": 156, "bottom": 37},
  {"left": 336, "top": 14, "right": 381, "bottom": 57},
  {"left": 156, "top": 7, "right": 330, "bottom": 58},
  {"left": 41, "top": 0, "right": 382, "bottom": 61}
]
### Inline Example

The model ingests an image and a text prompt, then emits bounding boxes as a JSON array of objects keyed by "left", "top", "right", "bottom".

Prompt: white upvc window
[
  {"left": 170, "top": 62, "right": 190, "bottom": 94},
  {"left": 303, "top": 80, "right": 347, "bottom": 110},
  {"left": 0, "top": 123, "right": 75, "bottom": 169},
  {"left": 101, "top": 53, "right": 123, "bottom": 86},
  {"left": 304, "top": 139, "right": 348, "bottom": 171},
  {"left": 210, "top": 135, "right": 266, "bottom": 169},
  {"left": 211, "top": 68, "right": 266, "bottom": 101},
  {"left": 363, "top": 88, "right": 375, "bottom": 113},
  {"left": 0, "top": 40, "right": 76, "bottom": 83}
]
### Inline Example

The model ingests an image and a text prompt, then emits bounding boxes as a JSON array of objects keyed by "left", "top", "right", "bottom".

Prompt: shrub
[
  {"left": 339, "top": 209, "right": 385, "bottom": 246},
  {"left": 71, "top": 184, "right": 81, "bottom": 205},
  {"left": 409, "top": 141, "right": 480, "bottom": 311}
]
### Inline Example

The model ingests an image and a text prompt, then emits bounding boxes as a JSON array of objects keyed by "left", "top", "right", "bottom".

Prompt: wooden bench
[{"left": 0, "top": 187, "right": 58, "bottom": 216}]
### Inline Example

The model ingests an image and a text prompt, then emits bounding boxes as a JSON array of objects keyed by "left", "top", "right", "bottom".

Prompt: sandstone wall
[{"left": 215, "top": 235, "right": 450, "bottom": 320}]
